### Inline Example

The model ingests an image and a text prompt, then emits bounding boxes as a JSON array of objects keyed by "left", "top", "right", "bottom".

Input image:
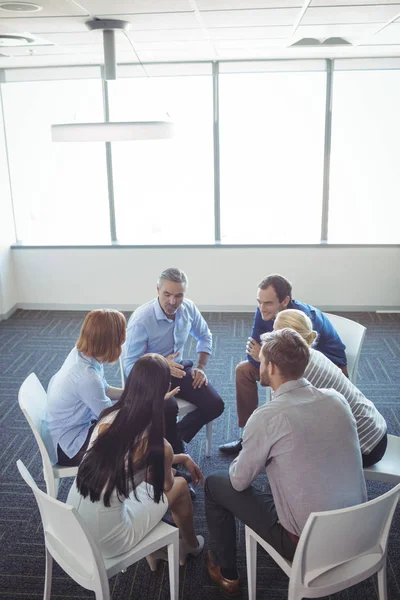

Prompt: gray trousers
[{"left": 204, "top": 470, "right": 298, "bottom": 570}]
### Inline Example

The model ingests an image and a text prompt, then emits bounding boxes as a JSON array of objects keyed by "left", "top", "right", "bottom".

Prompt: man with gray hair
[{"left": 124, "top": 267, "right": 224, "bottom": 462}]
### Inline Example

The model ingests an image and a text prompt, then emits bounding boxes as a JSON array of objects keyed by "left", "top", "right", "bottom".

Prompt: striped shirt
[{"left": 305, "top": 349, "right": 387, "bottom": 455}]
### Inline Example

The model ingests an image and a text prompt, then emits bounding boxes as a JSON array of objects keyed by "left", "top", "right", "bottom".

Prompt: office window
[
  {"left": 329, "top": 70, "right": 400, "bottom": 243},
  {"left": 219, "top": 70, "right": 326, "bottom": 244},
  {"left": 2, "top": 80, "right": 109, "bottom": 244},
  {"left": 108, "top": 75, "right": 214, "bottom": 244}
]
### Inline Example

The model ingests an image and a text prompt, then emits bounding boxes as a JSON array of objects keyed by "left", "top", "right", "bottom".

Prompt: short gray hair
[{"left": 157, "top": 267, "right": 188, "bottom": 288}]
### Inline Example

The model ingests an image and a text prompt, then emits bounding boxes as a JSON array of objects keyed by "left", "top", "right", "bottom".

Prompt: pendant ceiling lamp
[{"left": 51, "top": 19, "right": 174, "bottom": 143}]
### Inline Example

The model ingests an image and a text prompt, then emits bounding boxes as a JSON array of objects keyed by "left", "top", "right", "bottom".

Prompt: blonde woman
[
  {"left": 46, "top": 309, "right": 126, "bottom": 467},
  {"left": 272, "top": 309, "right": 387, "bottom": 467}
]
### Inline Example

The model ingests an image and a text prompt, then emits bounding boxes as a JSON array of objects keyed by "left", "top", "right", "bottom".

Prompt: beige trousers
[{"left": 235, "top": 360, "right": 261, "bottom": 428}]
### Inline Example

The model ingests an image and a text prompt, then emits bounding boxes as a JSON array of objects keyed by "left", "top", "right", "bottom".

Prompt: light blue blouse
[{"left": 46, "top": 347, "right": 112, "bottom": 463}]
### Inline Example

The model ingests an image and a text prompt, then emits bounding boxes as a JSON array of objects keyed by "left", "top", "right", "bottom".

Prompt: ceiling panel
[
  {"left": 0, "top": 16, "right": 89, "bottom": 33},
  {"left": 311, "top": 0, "right": 400, "bottom": 6},
  {"left": 213, "top": 38, "right": 287, "bottom": 48},
  {"left": 97, "top": 11, "right": 199, "bottom": 29},
  {"left": 302, "top": 5, "right": 400, "bottom": 25},
  {"left": 0, "top": 52, "right": 102, "bottom": 67},
  {"left": 196, "top": 0, "right": 303, "bottom": 8},
  {"left": 36, "top": 30, "right": 133, "bottom": 48},
  {"left": 128, "top": 28, "right": 207, "bottom": 41},
  {"left": 0, "top": 0, "right": 88, "bottom": 17},
  {"left": 0, "top": 2, "right": 399, "bottom": 67},
  {"left": 9, "top": 43, "right": 98, "bottom": 55},
  {"left": 77, "top": 0, "right": 193, "bottom": 14},
  {"left": 137, "top": 48, "right": 216, "bottom": 61},
  {"left": 131, "top": 39, "right": 215, "bottom": 52},
  {"left": 200, "top": 8, "right": 300, "bottom": 27},
  {"left": 207, "top": 25, "right": 292, "bottom": 39},
  {"left": 359, "top": 23, "right": 400, "bottom": 45},
  {"left": 38, "top": 31, "right": 103, "bottom": 44}
]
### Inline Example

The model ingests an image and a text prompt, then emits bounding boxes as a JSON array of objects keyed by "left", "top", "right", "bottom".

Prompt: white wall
[
  {"left": 12, "top": 245, "right": 400, "bottom": 312},
  {"left": 0, "top": 95, "right": 17, "bottom": 320}
]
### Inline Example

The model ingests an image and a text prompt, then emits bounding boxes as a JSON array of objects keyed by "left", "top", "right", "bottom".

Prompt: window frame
[{"left": 1, "top": 58, "right": 400, "bottom": 248}]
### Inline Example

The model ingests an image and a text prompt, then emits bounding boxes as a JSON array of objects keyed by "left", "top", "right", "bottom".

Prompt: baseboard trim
[
  {"left": 0, "top": 303, "right": 18, "bottom": 321},
  {"left": 13, "top": 303, "right": 400, "bottom": 313}
]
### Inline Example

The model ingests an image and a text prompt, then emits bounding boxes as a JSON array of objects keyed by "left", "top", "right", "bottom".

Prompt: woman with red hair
[{"left": 46, "top": 309, "right": 126, "bottom": 467}]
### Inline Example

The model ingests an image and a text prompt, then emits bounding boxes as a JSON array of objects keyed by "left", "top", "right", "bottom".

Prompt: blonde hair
[
  {"left": 77, "top": 309, "right": 126, "bottom": 363},
  {"left": 274, "top": 309, "right": 318, "bottom": 347}
]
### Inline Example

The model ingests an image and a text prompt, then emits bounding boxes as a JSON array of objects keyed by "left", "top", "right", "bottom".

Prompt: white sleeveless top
[{"left": 66, "top": 411, "right": 169, "bottom": 558}]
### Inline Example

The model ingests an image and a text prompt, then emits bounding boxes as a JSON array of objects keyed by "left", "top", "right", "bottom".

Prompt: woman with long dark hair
[{"left": 67, "top": 353, "right": 204, "bottom": 567}]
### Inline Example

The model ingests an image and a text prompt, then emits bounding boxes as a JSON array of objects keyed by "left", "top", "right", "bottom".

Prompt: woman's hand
[
  {"left": 181, "top": 455, "right": 204, "bottom": 487},
  {"left": 165, "top": 386, "right": 180, "bottom": 400}
]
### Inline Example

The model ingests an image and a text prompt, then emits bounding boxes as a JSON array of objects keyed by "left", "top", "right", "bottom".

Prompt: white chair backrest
[
  {"left": 293, "top": 483, "right": 400, "bottom": 587},
  {"left": 323, "top": 313, "right": 366, "bottom": 383},
  {"left": 16, "top": 460, "right": 109, "bottom": 596},
  {"left": 18, "top": 373, "right": 56, "bottom": 493},
  {"left": 119, "top": 355, "right": 125, "bottom": 387}
]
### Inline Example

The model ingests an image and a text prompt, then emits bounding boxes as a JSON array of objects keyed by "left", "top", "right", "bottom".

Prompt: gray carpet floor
[{"left": 0, "top": 309, "right": 399, "bottom": 600}]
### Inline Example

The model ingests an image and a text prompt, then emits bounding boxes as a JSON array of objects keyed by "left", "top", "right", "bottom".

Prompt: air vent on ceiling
[
  {"left": 0, "top": 33, "right": 35, "bottom": 46},
  {"left": 290, "top": 37, "right": 352, "bottom": 47},
  {"left": 0, "top": 2, "right": 42, "bottom": 11},
  {"left": 0, "top": 33, "right": 51, "bottom": 47}
]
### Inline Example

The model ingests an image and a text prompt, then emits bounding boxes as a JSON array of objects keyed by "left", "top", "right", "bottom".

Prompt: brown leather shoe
[{"left": 205, "top": 551, "right": 241, "bottom": 597}]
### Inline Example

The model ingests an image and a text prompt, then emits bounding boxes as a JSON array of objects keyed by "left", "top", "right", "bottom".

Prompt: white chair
[
  {"left": 119, "top": 356, "right": 213, "bottom": 457},
  {"left": 246, "top": 482, "right": 400, "bottom": 600},
  {"left": 323, "top": 313, "right": 366, "bottom": 384},
  {"left": 364, "top": 434, "right": 400, "bottom": 484},
  {"left": 16, "top": 460, "right": 179, "bottom": 600},
  {"left": 18, "top": 373, "right": 78, "bottom": 498}
]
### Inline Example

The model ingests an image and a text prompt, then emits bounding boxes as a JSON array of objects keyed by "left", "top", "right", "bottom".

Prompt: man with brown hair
[
  {"left": 205, "top": 329, "right": 366, "bottom": 596},
  {"left": 219, "top": 273, "right": 348, "bottom": 454}
]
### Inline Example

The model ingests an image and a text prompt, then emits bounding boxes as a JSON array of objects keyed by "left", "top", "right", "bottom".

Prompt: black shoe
[
  {"left": 219, "top": 439, "right": 243, "bottom": 455},
  {"left": 188, "top": 484, "right": 197, "bottom": 500}
]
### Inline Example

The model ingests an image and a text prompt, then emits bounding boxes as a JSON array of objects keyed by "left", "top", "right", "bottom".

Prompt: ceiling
[{"left": 0, "top": 0, "right": 400, "bottom": 69}]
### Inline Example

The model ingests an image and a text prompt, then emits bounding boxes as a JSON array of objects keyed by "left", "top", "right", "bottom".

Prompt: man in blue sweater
[{"left": 219, "top": 273, "right": 347, "bottom": 454}]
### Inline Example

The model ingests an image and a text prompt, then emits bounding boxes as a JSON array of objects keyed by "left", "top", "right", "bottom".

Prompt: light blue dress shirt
[
  {"left": 123, "top": 298, "right": 213, "bottom": 377},
  {"left": 46, "top": 347, "right": 112, "bottom": 463}
]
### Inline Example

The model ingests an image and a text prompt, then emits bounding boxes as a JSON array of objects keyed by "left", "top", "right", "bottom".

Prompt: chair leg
[
  {"left": 245, "top": 527, "right": 257, "bottom": 600},
  {"left": 205, "top": 422, "right": 212, "bottom": 457},
  {"left": 43, "top": 548, "right": 53, "bottom": 600},
  {"left": 167, "top": 535, "right": 179, "bottom": 600},
  {"left": 377, "top": 561, "right": 388, "bottom": 600},
  {"left": 288, "top": 583, "right": 301, "bottom": 600}
]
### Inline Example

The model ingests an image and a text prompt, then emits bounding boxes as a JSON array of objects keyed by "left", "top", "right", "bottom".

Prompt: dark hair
[
  {"left": 260, "top": 328, "right": 309, "bottom": 380},
  {"left": 76, "top": 354, "right": 170, "bottom": 507},
  {"left": 258, "top": 274, "right": 292, "bottom": 302}
]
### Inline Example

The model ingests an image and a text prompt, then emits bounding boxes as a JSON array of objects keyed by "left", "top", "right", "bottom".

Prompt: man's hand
[
  {"left": 165, "top": 386, "right": 180, "bottom": 401},
  {"left": 246, "top": 337, "right": 261, "bottom": 362},
  {"left": 182, "top": 455, "right": 204, "bottom": 487},
  {"left": 166, "top": 351, "right": 186, "bottom": 379},
  {"left": 191, "top": 368, "right": 208, "bottom": 389},
  {"left": 338, "top": 364, "right": 349, "bottom": 378}
]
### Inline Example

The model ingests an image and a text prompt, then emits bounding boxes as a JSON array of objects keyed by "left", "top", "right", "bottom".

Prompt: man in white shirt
[{"left": 205, "top": 328, "right": 367, "bottom": 597}]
